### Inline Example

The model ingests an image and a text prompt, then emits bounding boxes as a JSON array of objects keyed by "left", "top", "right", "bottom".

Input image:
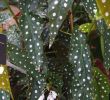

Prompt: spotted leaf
[
  {"left": 19, "top": 12, "right": 45, "bottom": 70},
  {"left": 26, "top": 75, "right": 45, "bottom": 100},
  {"left": 7, "top": 43, "right": 41, "bottom": 78},
  {"left": 7, "top": 43, "right": 45, "bottom": 99},
  {"left": 69, "top": 28, "right": 93, "bottom": 100},
  {"left": 0, "top": 90, "right": 10, "bottom": 100},
  {"left": 79, "top": 23, "right": 96, "bottom": 33},
  {"left": 18, "top": 0, "right": 46, "bottom": 16},
  {"left": 81, "top": 0, "right": 98, "bottom": 18},
  {"left": 46, "top": 71, "right": 63, "bottom": 93},
  {"left": 93, "top": 67, "right": 110, "bottom": 100},
  {"left": 48, "top": 0, "right": 73, "bottom": 47},
  {"left": 62, "top": 63, "right": 73, "bottom": 99},
  {"left": 17, "top": 0, "right": 46, "bottom": 69},
  {"left": 97, "top": 19, "right": 110, "bottom": 70}
]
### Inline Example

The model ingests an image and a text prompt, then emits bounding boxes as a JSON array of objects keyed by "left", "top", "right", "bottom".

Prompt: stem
[
  {"left": 59, "top": 30, "right": 71, "bottom": 35},
  {"left": 68, "top": 10, "right": 74, "bottom": 33}
]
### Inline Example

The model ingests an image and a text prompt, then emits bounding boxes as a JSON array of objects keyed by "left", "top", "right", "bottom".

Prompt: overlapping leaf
[
  {"left": 81, "top": 0, "right": 98, "bottom": 18},
  {"left": 18, "top": 0, "right": 47, "bottom": 16},
  {"left": 93, "top": 67, "right": 110, "bottom": 100},
  {"left": 69, "top": 28, "right": 93, "bottom": 100},
  {"left": 19, "top": 13, "right": 45, "bottom": 68},
  {"left": 46, "top": 71, "right": 63, "bottom": 93},
  {"left": 7, "top": 43, "right": 40, "bottom": 77},
  {"left": 48, "top": 0, "right": 73, "bottom": 47},
  {"left": 17, "top": 0, "right": 46, "bottom": 69},
  {"left": 7, "top": 43, "right": 45, "bottom": 99},
  {"left": 26, "top": 75, "right": 45, "bottom": 100},
  {"left": 97, "top": 19, "right": 110, "bottom": 70},
  {"left": 79, "top": 23, "right": 96, "bottom": 33},
  {"left": 62, "top": 63, "right": 73, "bottom": 100}
]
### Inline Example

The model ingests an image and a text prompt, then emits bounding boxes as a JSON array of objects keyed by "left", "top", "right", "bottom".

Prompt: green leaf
[
  {"left": 7, "top": 43, "right": 40, "bottom": 77},
  {"left": 93, "top": 67, "right": 110, "bottom": 100},
  {"left": 26, "top": 75, "right": 45, "bottom": 100},
  {"left": 79, "top": 23, "right": 96, "bottom": 33},
  {"left": 48, "top": 0, "right": 73, "bottom": 47},
  {"left": 17, "top": 0, "right": 46, "bottom": 69},
  {"left": 69, "top": 27, "right": 93, "bottom": 100},
  {"left": 19, "top": 13, "right": 45, "bottom": 68},
  {"left": 46, "top": 71, "right": 63, "bottom": 93},
  {"left": 97, "top": 19, "right": 110, "bottom": 70},
  {"left": 0, "top": 90, "right": 10, "bottom": 100},
  {"left": 7, "top": 43, "right": 45, "bottom": 100},
  {"left": 62, "top": 63, "right": 74, "bottom": 99},
  {"left": 81, "top": 0, "right": 98, "bottom": 18}
]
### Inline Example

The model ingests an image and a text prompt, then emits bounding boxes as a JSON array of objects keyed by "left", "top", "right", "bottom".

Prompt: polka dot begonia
[
  {"left": 81, "top": 0, "right": 98, "bottom": 17},
  {"left": 69, "top": 28, "right": 93, "bottom": 100},
  {"left": 48, "top": 0, "right": 74, "bottom": 47},
  {"left": 93, "top": 67, "right": 110, "bottom": 100},
  {"left": 97, "top": 19, "right": 110, "bottom": 70}
]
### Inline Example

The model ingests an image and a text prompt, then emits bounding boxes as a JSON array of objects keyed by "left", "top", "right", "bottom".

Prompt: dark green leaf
[
  {"left": 19, "top": 13, "right": 45, "bottom": 68},
  {"left": 93, "top": 67, "right": 110, "bottom": 100},
  {"left": 7, "top": 43, "right": 45, "bottom": 100},
  {"left": 81, "top": 0, "right": 98, "bottom": 17},
  {"left": 48, "top": 0, "right": 73, "bottom": 47},
  {"left": 97, "top": 19, "right": 110, "bottom": 70},
  {"left": 69, "top": 27, "right": 93, "bottom": 100}
]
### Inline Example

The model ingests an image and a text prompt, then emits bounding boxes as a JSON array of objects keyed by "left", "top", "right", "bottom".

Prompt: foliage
[{"left": 0, "top": 0, "right": 110, "bottom": 100}]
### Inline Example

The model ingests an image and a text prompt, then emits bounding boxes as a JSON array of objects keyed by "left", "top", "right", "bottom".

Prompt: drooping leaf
[
  {"left": 7, "top": 43, "right": 46, "bottom": 100},
  {"left": 69, "top": 27, "right": 93, "bottom": 100},
  {"left": 97, "top": 19, "right": 110, "bottom": 70},
  {"left": 7, "top": 43, "right": 40, "bottom": 77},
  {"left": 93, "top": 67, "right": 110, "bottom": 100},
  {"left": 26, "top": 75, "right": 45, "bottom": 100},
  {"left": 15, "top": 0, "right": 47, "bottom": 70},
  {"left": 19, "top": 8, "right": 45, "bottom": 70},
  {"left": 48, "top": 0, "right": 73, "bottom": 47}
]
